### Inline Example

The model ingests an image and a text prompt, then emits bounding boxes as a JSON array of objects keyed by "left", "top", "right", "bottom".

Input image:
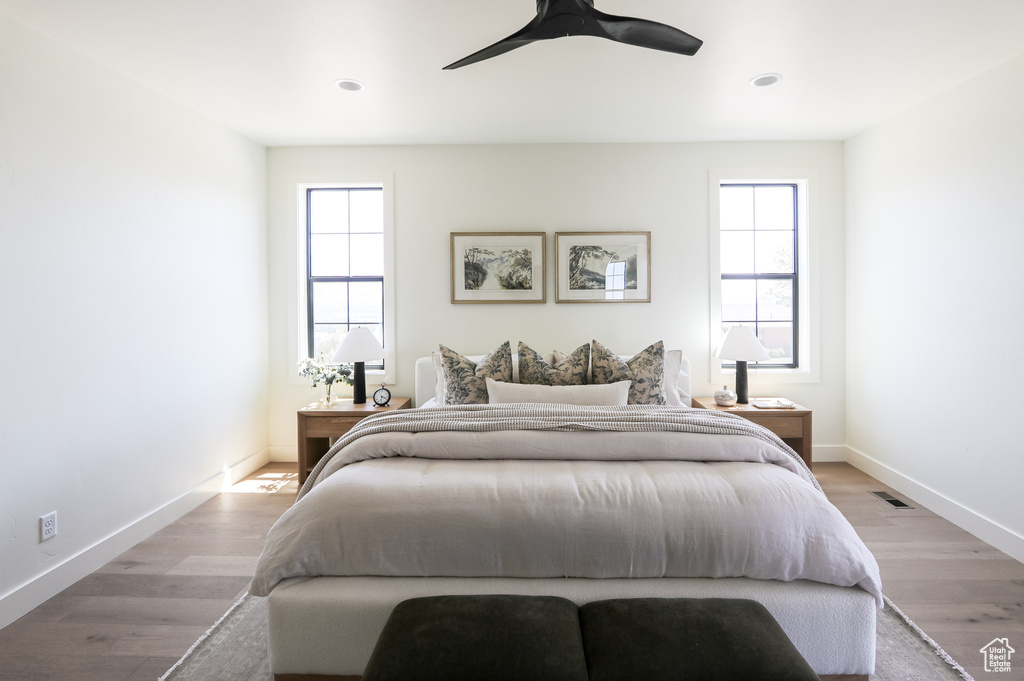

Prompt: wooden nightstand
[
  {"left": 691, "top": 396, "right": 812, "bottom": 468},
  {"left": 297, "top": 397, "right": 412, "bottom": 484}
]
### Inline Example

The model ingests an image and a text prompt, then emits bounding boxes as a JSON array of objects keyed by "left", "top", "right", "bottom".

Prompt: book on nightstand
[{"left": 751, "top": 398, "right": 795, "bottom": 409}]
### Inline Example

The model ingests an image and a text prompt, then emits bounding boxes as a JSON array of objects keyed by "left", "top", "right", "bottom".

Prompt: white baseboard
[
  {"left": 812, "top": 444, "right": 850, "bottom": 463},
  {"left": 270, "top": 445, "right": 298, "bottom": 462},
  {"left": 225, "top": 446, "right": 271, "bottom": 488},
  {"left": 846, "top": 446, "right": 1024, "bottom": 564},
  {"left": 0, "top": 446, "right": 269, "bottom": 631}
]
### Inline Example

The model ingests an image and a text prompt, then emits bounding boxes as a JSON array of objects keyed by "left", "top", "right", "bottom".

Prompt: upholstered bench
[
  {"left": 579, "top": 597, "right": 819, "bottom": 681},
  {"left": 362, "top": 595, "right": 818, "bottom": 681},
  {"left": 362, "top": 594, "right": 588, "bottom": 681}
]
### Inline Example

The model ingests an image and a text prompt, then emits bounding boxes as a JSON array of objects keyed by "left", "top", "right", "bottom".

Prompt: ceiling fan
[{"left": 444, "top": 0, "right": 703, "bottom": 70}]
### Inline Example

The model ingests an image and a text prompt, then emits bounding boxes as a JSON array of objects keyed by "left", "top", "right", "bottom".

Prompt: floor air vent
[{"left": 869, "top": 491, "right": 914, "bottom": 509}]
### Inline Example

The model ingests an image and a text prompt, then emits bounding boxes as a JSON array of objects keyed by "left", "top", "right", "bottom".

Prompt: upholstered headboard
[
  {"left": 415, "top": 355, "right": 438, "bottom": 407},
  {"left": 414, "top": 353, "right": 691, "bottom": 408}
]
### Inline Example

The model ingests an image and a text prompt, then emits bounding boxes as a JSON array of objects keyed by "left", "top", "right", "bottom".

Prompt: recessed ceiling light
[
  {"left": 335, "top": 78, "right": 364, "bottom": 92},
  {"left": 749, "top": 73, "right": 782, "bottom": 87}
]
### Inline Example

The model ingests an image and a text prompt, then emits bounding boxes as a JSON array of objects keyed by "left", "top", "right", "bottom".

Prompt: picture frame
[
  {"left": 555, "top": 231, "right": 651, "bottom": 303},
  {"left": 450, "top": 232, "right": 547, "bottom": 304}
]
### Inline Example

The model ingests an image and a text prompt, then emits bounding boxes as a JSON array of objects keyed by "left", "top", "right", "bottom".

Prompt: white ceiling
[{"left": 4, "top": 0, "right": 1024, "bottom": 146}]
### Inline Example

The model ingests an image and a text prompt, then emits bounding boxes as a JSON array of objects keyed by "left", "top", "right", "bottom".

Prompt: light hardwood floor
[
  {"left": 0, "top": 464, "right": 298, "bottom": 680},
  {"left": 814, "top": 463, "right": 1024, "bottom": 680},
  {"left": 1, "top": 462, "right": 1022, "bottom": 680}
]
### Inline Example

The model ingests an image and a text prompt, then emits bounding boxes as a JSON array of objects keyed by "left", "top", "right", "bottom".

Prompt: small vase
[
  {"left": 714, "top": 386, "right": 737, "bottom": 407},
  {"left": 321, "top": 383, "right": 334, "bottom": 406}
]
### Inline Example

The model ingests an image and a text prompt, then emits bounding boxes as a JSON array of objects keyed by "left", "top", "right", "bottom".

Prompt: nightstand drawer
[
  {"left": 744, "top": 415, "right": 804, "bottom": 438},
  {"left": 304, "top": 416, "right": 365, "bottom": 438}
]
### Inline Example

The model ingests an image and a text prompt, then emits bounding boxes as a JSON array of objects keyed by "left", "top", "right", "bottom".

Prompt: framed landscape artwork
[
  {"left": 450, "top": 232, "right": 546, "bottom": 304},
  {"left": 555, "top": 231, "right": 651, "bottom": 303}
]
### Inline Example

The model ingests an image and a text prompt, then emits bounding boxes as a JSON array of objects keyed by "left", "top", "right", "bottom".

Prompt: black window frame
[
  {"left": 720, "top": 182, "right": 799, "bottom": 369},
  {"left": 305, "top": 186, "right": 385, "bottom": 371}
]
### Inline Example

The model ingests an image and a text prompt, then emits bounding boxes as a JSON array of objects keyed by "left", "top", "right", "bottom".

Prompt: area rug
[{"left": 160, "top": 593, "right": 975, "bottom": 681}]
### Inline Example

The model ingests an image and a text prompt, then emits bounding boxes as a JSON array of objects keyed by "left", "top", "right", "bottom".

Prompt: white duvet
[{"left": 251, "top": 406, "right": 882, "bottom": 605}]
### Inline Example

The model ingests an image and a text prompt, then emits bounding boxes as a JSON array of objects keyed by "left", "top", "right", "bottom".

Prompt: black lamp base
[
  {"left": 735, "top": 360, "right": 750, "bottom": 404},
  {"left": 352, "top": 361, "right": 367, "bottom": 404}
]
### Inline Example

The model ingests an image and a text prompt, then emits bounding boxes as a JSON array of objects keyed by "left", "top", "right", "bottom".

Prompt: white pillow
[
  {"left": 430, "top": 351, "right": 443, "bottom": 403},
  {"left": 663, "top": 349, "right": 684, "bottom": 406},
  {"left": 486, "top": 377, "right": 630, "bottom": 406}
]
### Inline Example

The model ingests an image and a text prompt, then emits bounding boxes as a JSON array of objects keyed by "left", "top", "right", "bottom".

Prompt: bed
[{"left": 253, "top": 347, "right": 880, "bottom": 681}]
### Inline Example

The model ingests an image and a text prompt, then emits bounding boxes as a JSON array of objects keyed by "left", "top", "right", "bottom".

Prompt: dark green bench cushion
[
  {"left": 362, "top": 594, "right": 589, "bottom": 681},
  {"left": 578, "top": 597, "right": 819, "bottom": 681}
]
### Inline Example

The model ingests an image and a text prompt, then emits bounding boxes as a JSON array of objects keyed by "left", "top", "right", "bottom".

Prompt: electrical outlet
[{"left": 40, "top": 511, "right": 57, "bottom": 542}]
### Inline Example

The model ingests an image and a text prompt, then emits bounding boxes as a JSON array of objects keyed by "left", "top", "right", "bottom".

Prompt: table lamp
[
  {"left": 332, "top": 327, "right": 385, "bottom": 404},
  {"left": 716, "top": 325, "right": 771, "bottom": 404}
]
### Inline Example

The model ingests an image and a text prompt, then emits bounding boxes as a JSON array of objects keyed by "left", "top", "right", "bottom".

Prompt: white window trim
[
  {"left": 708, "top": 169, "right": 819, "bottom": 385},
  {"left": 287, "top": 173, "right": 396, "bottom": 386}
]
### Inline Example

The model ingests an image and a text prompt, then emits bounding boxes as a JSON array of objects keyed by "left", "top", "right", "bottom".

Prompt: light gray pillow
[
  {"left": 486, "top": 378, "right": 630, "bottom": 405},
  {"left": 517, "top": 341, "right": 589, "bottom": 386},
  {"left": 438, "top": 342, "right": 513, "bottom": 405},
  {"left": 590, "top": 339, "right": 666, "bottom": 405}
]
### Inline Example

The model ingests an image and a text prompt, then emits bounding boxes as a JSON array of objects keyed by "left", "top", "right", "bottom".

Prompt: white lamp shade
[
  {"left": 716, "top": 325, "right": 771, "bottom": 362},
  {"left": 332, "top": 327, "right": 384, "bottom": 363}
]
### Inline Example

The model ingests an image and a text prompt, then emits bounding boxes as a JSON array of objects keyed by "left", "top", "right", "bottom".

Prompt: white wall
[
  {"left": 0, "top": 15, "right": 269, "bottom": 626},
  {"left": 267, "top": 142, "right": 847, "bottom": 459},
  {"left": 846, "top": 53, "right": 1024, "bottom": 561}
]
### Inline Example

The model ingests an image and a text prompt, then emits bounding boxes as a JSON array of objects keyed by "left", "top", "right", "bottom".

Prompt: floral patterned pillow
[
  {"left": 439, "top": 342, "right": 513, "bottom": 405},
  {"left": 590, "top": 339, "right": 666, "bottom": 405},
  {"left": 518, "top": 342, "right": 590, "bottom": 386}
]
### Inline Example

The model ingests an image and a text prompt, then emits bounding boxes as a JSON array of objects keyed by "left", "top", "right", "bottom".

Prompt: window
[
  {"left": 305, "top": 185, "right": 385, "bottom": 368},
  {"left": 605, "top": 260, "right": 626, "bottom": 299},
  {"left": 709, "top": 171, "right": 814, "bottom": 382},
  {"left": 719, "top": 183, "right": 798, "bottom": 367}
]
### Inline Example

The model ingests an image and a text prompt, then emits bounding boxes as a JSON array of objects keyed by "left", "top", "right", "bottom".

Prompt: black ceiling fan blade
[
  {"left": 443, "top": 0, "right": 702, "bottom": 69},
  {"left": 444, "top": 17, "right": 543, "bottom": 70},
  {"left": 589, "top": 10, "right": 703, "bottom": 56}
]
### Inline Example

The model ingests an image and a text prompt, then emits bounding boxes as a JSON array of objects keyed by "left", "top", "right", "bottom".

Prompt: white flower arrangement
[{"left": 298, "top": 356, "right": 354, "bottom": 404}]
